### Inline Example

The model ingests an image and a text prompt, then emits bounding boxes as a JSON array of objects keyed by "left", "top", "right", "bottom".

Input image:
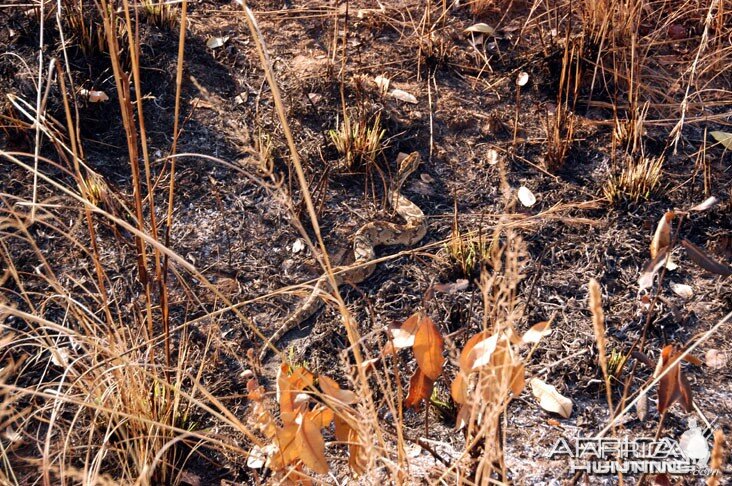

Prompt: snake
[{"left": 259, "top": 151, "right": 427, "bottom": 360}]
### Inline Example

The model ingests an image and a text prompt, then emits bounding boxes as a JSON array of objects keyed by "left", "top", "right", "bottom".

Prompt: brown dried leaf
[
  {"left": 276, "top": 424, "right": 300, "bottom": 467},
  {"left": 451, "top": 372, "right": 468, "bottom": 404},
  {"left": 638, "top": 247, "right": 670, "bottom": 291},
  {"left": 319, "top": 376, "right": 357, "bottom": 405},
  {"left": 277, "top": 364, "right": 315, "bottom": 424},
  {"left": 522, "top": 320, "right": 553, "bottom": 344},
  {"left": 681, "top": 239, "right": 732, "bottom": 276},
  {"left": 389, "top": 313, "right": 422, "bottom": 349},
  {"left": 347, "top": 428, "right": 366, "bottom": 476},
  {"left": 650, "top": 211, "right": 675, "bottom": 259},
  {"left": 510, "top": 363, "right": 526, "bottom": 396},
  {"left": 708, "top": 430, "right": 725, "bottom": 485},
  {"left": 530, "top": 377, "right": 573, "bottom": 418},
  {"left": 433, "top": 279, "right": 469, "bottom": 294},
  {"left": 682, "top": 353, "right": 703, "bottom": 366},
  {"left": 464, "top": 333, "right": 499, "bottom": 371},
  {"left": 667, "top": 24, "right": 686, "bottom": 40},
  {"left": 413, "top": 315, "right": 444, "bottom": 380},
  {"left": 405, "top": 368, "right": 434, "bottom": 410},
  {"left": 678, "top": 371, "right": 693, "bottom": 412},
  {"left": 298, "top": 417, "right": 329, "bottom": 474},
  {"left": 455, "top": 403, "right": 472, "bottom": 431},
  {"left": 657, "top": 345, "right": 693, "bottom": 414},
  {"left": 305, "top": 406, "right": 334, "bottom": 428},
  {"left": 459, "top": 330, "right": 492, "bottom": 372},
  {"left": 334, "top": 414, "right": 352, "bottom": 443}
]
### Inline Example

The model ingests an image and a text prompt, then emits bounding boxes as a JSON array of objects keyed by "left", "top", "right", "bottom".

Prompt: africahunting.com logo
[{"left": 548, "top": 418, "right": 715, "bottom": 476}]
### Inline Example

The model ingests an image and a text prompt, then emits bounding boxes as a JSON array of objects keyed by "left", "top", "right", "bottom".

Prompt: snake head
[{"left": 396, "top": 151, "right": 421, "bottom": 185}]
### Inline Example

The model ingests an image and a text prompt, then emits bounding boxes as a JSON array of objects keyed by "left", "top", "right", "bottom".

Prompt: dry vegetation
[{"left": 0, "top": 0, "right": 731, "bottom": 484}]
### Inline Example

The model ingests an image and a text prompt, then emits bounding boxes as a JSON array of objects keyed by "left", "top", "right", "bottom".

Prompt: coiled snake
[{"left": 259, "top": 151, "right": 427, "bottom": 360}]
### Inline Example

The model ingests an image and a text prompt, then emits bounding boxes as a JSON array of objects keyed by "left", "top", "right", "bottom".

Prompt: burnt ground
[{"left": 1, "top": 0, "right": 731, "bottom": 484}]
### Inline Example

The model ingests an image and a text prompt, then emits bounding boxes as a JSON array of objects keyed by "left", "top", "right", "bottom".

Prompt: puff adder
[{"left": 259, "top": 151, "right": 427, "bottom": 360}]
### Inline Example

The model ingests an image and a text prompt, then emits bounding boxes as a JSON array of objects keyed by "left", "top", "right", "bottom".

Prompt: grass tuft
[
  {"left": 329, "top": 112, "right": 385, "bottom": 171},
  {"left": 603, "top": 154, "right": 664, "bottom": 204}
]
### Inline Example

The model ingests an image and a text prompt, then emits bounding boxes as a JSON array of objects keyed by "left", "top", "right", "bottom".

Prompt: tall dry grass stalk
[{"left": 589, "top": 278, "right": 614, "bottom": 419}]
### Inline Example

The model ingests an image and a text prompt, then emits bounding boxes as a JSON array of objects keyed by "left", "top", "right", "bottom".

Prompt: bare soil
[{"left": 1, "top": 0, "right": 730, "bottom": 483}]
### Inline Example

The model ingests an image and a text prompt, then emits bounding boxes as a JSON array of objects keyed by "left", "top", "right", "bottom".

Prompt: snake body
[{"left": 259, "top": 152, "right": 427, "bottom": 360}]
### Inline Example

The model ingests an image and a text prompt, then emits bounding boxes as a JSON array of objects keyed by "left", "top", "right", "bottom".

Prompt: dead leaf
[
  {"left": 405, "top": 368, "right": 434, "bottom": 409},
  {"left": 292, "top": 239, "right": 305, "bottom": 254},
  {"left": 358, "top": 356, "right": 380, "bottom": 374},
  {"left": 277, "top": 364, "right": 315, "bottom": 424},
  {"left": 413, "top": 315, "right": 444, "bottom": 380},
  {"left": 298, "top": 417, "right": 329, "bottom": 474},
  {"left": 517, "top": 186, "right": 536, "bottom": 207},
  {"left": 389, "top": 88, "right": 418, "bottom": 104},
  {"left": 510, "top": 362, "right": 526, "bottom": 396},
  {"left": 522, "top": 321, "right": 552, "bottom": 344},
  {"left": 455, "top": 403, "right": 472, "bottom": 431},
  {"left": 333, "top": 414, "right": 352, "bottom": 443},
  {"left": 486, "top": 148, "right": 499, "bottom": 165},
  {"left": 347, "top": 428, "right": 366, "bottom": 475},
  {"left": 275, "top": 424, "right": 301, "bottom": 468},
  {"left": 451, "top": 372, "right": 468, "bottom": 404},
  {"left": 708, "top": 430, "right": 725, "bottom": 485},
  {"left": 636, "top": 394, "right": 648, "bottom": 421},
  {"left": 670, "top": 282, "right": 693, "bottom": 299},
  {"left": 206, "top": 36, "right": 229, "bottom": 49},
  {"left": 530, "top": 377, "right": 573, "bottom": 418},
  {"left": 516, "top": 71, "right": 529, "bottom": 87},
  {"left": 433, "top": 279, "right": 469, "bottom": 294},
  {"left": 305, "top": 406, "right": 334, "bottom": 428},
  {"left": 657, "top": 345, "right": 693, "bottom": 414},
  {"left": 688, "top": 196, "right": 718, "bottom": 212},
  {"left": 705, "top": 349, "right": 727, "bottom": 369},
  {"left": 319, "top": 375, "right": 357, "bottom": 405},
  {"left": 681, "top": 239, "right": 732, "bottom": 276},
  {"left": 246, "top": 445, "right": 267, "bottom": 469},
  {"left": 461, "top": 332, "right": 498, "bottom": 371},
  {"left": 667, "top": 24, "right": 686, "bottom": 40},
  {"left": 650, "top": 211, "right": 675, "bottom": 259},
  {"left": 464, "top": 23, "right": 496, "bottom": 35},
  {"left": 375, "top": 74, "right": 390, "bottom": 95},
  {"left": 682, "top": 353, "right": 703, "bottom": 366},
  {"left": 80, "top": 89, "right": 109, "bottom": 103},
  {"left": 389, "top": 312, "right": 422, "bottom": 349},
  {"left": 638, "top": 247, "right": 670, "bottom": 291},
  {"left": 710, "top": 131, "right": 732, "bottom": 150}
]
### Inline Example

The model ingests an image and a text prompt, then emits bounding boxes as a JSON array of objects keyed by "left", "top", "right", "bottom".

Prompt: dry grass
[
  {"left": 603, "top": 154, "right": 664, "bottom": 204},
  {"left": 444, "top": 215, "right": 492, "bottom": 279},
  {"left": 0, "top": 0, "right": 730, "bottom": 483},
  {"left": 329, "top": 111, "right": 385, "bottom": 171}
]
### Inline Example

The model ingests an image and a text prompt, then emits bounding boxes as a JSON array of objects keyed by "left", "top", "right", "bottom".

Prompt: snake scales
[{"left": 259, "top": 151, "right": 427, "bottom": 360}]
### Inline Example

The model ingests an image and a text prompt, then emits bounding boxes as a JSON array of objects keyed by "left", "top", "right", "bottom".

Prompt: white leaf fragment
[
  {"left": 389, "top": 89, "right": 418, "bottom": 104},
  {"left": 465, "top": 23, "right": 496, "bottom": 35},
  {"left": 206, "top": 36, "right": 229, "bottom": 49},
  {"left": 518, "top": 186, "right": 536, "bottom": 207},
  {"left": 670, "top": 282, "right": 693, "bottom": 299}
]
